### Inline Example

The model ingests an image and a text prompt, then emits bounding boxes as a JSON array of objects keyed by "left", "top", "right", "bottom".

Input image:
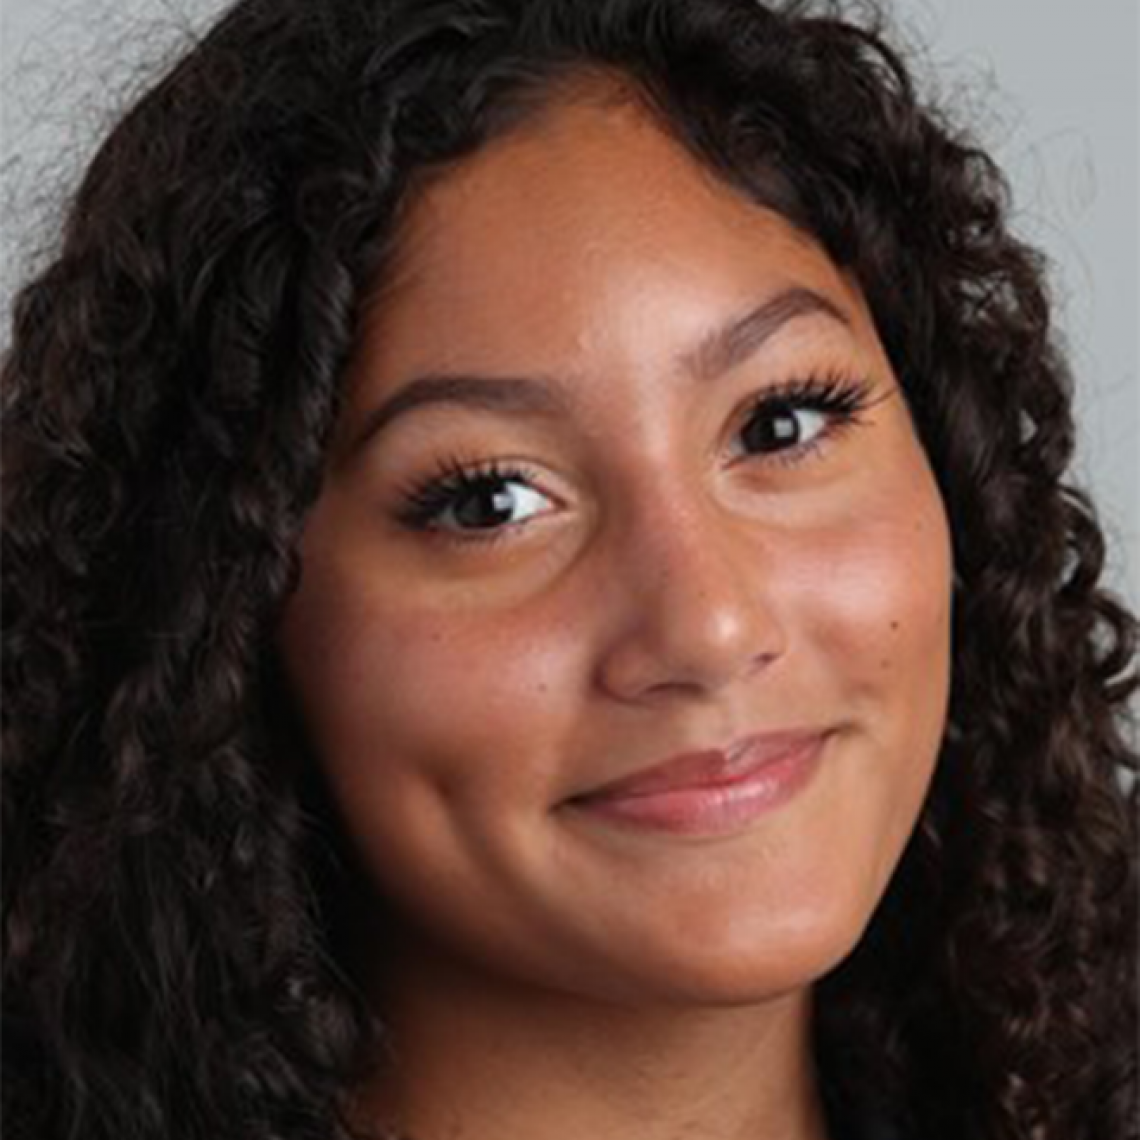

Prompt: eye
[
  {"left": 733, "top": 373, "right": 875, "bottom": 464},
  {"left": 394, "top": 457, "right": 555, "bottom": 545},
  {"left": 740, "top": 402, "right": 829, "bottom": 453},
  {"left": 393, "top": 372, "right": 878, "bottom": 548}
]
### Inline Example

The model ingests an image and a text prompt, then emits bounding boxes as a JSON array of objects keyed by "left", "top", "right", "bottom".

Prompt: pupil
[
  {"left": 456, "top": 483, "right": 515, "bottom": 528},
  {"left": 745, "top": 406, "right": 800, "bottom": 451}
]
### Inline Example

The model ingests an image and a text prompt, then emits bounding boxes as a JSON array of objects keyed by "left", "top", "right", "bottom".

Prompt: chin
[{"left": 594, "top": 899, "right": 871, "bottom": 1009}]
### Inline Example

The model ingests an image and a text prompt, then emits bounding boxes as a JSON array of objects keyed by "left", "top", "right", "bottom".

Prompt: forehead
[
  {"left": 350, "top": 83, "right": 871, "bottom": 398},
  {"left": 385, "top": 90, "right": 838, "bottom": 299}
]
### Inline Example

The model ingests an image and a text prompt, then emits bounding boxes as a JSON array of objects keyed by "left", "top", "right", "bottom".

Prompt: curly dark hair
[{"left": 3, "top": 1, "right": 1136, "bottom": 1138}]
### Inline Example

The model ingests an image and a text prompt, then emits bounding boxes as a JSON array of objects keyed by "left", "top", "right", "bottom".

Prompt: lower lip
[{"left": 567, "top": 735, "right": 827, "bottom": 837}]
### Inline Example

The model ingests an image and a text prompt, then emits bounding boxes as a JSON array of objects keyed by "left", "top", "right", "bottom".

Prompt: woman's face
[{"left": 278, "top": 90, "right": 953, "bottom": 1006}]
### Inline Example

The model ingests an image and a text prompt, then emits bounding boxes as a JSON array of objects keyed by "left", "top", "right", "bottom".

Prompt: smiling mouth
[
  {"left": 569, "top": 728, "right": 831, "bottom": 800},
  {"left": 562, "top": 730, "right": 831, "bottom": 837}
]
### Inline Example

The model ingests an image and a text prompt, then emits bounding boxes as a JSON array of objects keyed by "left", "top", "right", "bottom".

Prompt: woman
[{"left": 3, "top": 1, "right": 1136, "bottom": 1138}]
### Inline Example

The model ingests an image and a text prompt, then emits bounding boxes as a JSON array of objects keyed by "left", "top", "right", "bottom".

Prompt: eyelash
[{"left": 393, "top": 371, "right": 877, "bottom": 548}]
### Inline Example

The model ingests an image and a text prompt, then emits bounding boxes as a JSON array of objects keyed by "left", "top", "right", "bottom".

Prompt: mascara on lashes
[{"left": 391, "top": 370, "right": 879, "bottom": 543}]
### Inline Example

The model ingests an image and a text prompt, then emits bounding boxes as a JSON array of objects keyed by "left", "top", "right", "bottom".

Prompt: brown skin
[{"left": 278, "top": 85, "right": 953, "bottom": 1140}]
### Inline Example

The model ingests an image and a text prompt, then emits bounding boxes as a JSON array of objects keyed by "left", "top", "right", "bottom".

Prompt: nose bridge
[
  {"left": 595, "top": 472, "right": 785, "bottom": 700},
  {"left": 635, "top": 486, "right": 748, "bottom": 603}
]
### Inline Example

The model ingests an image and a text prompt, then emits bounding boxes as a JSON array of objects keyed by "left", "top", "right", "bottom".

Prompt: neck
[{"left": 347, "top": 933, "right": 833, "bottom": 1140}]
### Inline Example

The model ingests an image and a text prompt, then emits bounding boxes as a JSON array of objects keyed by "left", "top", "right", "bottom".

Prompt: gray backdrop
[{"left": 3, "top": 0, "right": 1137, "bottom": 608}]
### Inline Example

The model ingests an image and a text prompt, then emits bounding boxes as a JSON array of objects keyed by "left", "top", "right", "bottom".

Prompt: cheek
[
  {"left": 794, "top": 464, "right": 953, "bottom": 868},
  {"left": 277, "top": 553, "right": 583, "bottom": 810},
  {"left": 799, "top": 471, "right": 953, "bottom": 707}
]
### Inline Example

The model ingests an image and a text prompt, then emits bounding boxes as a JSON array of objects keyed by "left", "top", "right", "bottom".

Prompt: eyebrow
[{"left": 349, "top": 285, "right": 850, "bottom": 454}]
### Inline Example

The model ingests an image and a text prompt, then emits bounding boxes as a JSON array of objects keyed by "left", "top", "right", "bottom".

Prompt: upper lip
[{"left": 569, "top": 729, "right": 829, "bottom": 802}]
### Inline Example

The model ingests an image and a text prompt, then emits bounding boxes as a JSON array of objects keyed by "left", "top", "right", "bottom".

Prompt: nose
[{"left": 594, "top": 487, "right": 786, "bottom": 704}]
